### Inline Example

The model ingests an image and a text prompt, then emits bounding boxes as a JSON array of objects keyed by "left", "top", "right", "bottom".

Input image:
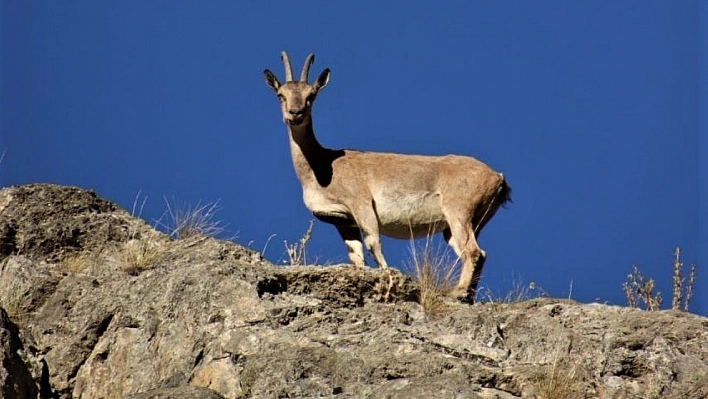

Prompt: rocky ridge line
[{"left": 0, "top": 184, "right": 705, "bottom": 398}]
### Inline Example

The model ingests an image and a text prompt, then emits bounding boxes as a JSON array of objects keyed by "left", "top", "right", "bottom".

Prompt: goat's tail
[
  {"left": 473, "top": 173, "right": 512, "bottom": 234},
  {"left": 497, "top": 174, "right": 512, "bottom": 208}
]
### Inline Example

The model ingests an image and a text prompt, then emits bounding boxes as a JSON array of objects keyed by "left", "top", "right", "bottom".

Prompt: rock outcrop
[{"left": 0, "top": 184, "right": 706, "bottom": 399}]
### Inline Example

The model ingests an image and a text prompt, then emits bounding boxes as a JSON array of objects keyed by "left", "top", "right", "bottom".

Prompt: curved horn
[
  {"left": 300, "top": 54, "right": 315, "bottom": 82},
  {"left": 281, "top": 51, "right": 293, "bottom": 82}
]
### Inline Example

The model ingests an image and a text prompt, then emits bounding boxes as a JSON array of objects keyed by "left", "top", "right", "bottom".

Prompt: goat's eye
[
  {"left": 277, "top": 94, "right": 285, "bottom": 102},
  {"left": 306, "top": 95, "right": 315, "bottom": 106}
]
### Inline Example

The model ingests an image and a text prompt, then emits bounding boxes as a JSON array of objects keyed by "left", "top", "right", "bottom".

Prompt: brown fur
[{"left": 264, "top": 52, "right": 510, "bottom": 302}]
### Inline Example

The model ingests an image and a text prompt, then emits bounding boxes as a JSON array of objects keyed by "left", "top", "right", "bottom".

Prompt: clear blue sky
[{"left": 2, "top": 2, "right": 705, "bottom": 314}]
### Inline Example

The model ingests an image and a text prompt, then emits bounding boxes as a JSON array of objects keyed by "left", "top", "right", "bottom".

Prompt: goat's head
[{"left": 264, "top": 52, "right": 330, "bottom": 127}]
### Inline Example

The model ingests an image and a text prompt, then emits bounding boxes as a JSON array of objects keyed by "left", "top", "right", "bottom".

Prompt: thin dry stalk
[
  {"left": 622, "top": 278, "right": 637, "bottom": 309},
  {"left": 284, "top": 219, "right": 314, "bottom": 266},
  {"left": 684, "top": 263, "right": 696, "bottom": 312},
  {"left": 672, "top": 247, "right": 682, "bottom": 310},
  {"left": 670, "top": 246, "right": 698, "bottom": 312},
  {"left": 131, "top": 190, "right": 148, "bottom": 218}
]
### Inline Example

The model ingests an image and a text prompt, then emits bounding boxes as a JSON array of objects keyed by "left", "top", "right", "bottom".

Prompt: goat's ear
[
  {"left": 264, "top": 69, "right": 281, "bottom": 92},
  {"left": 313, "top": 68, "right": 330, "bottom": 92}
]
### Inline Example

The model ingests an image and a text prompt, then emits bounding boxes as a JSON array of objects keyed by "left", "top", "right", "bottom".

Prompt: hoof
[{"left": 449, "top": 287, "right": 475, "bottom": 304}]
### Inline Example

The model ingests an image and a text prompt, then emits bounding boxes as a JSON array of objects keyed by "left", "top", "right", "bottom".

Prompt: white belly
[{"left": 374, "top": 191, "right": 447, "bottom": 239}]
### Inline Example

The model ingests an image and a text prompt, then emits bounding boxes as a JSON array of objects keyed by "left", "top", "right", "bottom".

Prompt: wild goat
[{"left": 263, "top": 52, "right": 511, "bottom": 302}]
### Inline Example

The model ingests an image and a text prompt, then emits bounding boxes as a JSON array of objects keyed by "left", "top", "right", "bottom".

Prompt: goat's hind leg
[
  {"left": 336, "top": 225, "right": 366, "bottom": 267},
  {"left": 444, "top": 222, "right": 486, "bottom": 303}
]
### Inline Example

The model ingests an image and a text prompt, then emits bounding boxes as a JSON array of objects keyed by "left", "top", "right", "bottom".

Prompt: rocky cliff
[{"left": 0, "top": 184, "right": 706, "bottom": 399}]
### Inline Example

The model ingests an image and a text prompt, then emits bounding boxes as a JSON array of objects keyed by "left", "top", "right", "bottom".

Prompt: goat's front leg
[
  {"left": 352, "top": 208, "right": 388, "bottom": 269},
  {"left": 336, "top": 225, "right": 366, "bottom": 267},
  {"left": 364, "top": 232, "right": 388, "bottom": 269}
]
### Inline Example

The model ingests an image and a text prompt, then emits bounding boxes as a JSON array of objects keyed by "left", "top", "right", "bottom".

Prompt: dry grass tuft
[
  {"left": 118, "top": 194, "right": 168, "bottom": 275},
  {"left": 160, "top": 197, "right": 225, "bottom": 240},
  {"left": 59, "top": 251, "right": 96, "bottom": 274},
  {"left": 117, "top": 238, "right": 165, "bottom": 276},
  {"left": 531, "top": 356, "right": 584, "bottom": 399},
  {"left": 284, "top": 219, "right": 314, "bottom": 266},
  {"left": 406, "top": 236, "right": 459, "bottom": 317}
]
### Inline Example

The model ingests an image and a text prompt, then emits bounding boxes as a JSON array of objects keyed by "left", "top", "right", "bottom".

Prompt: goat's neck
[{"left": 287, "top": 121, "right": 332, "bottom": 187}]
